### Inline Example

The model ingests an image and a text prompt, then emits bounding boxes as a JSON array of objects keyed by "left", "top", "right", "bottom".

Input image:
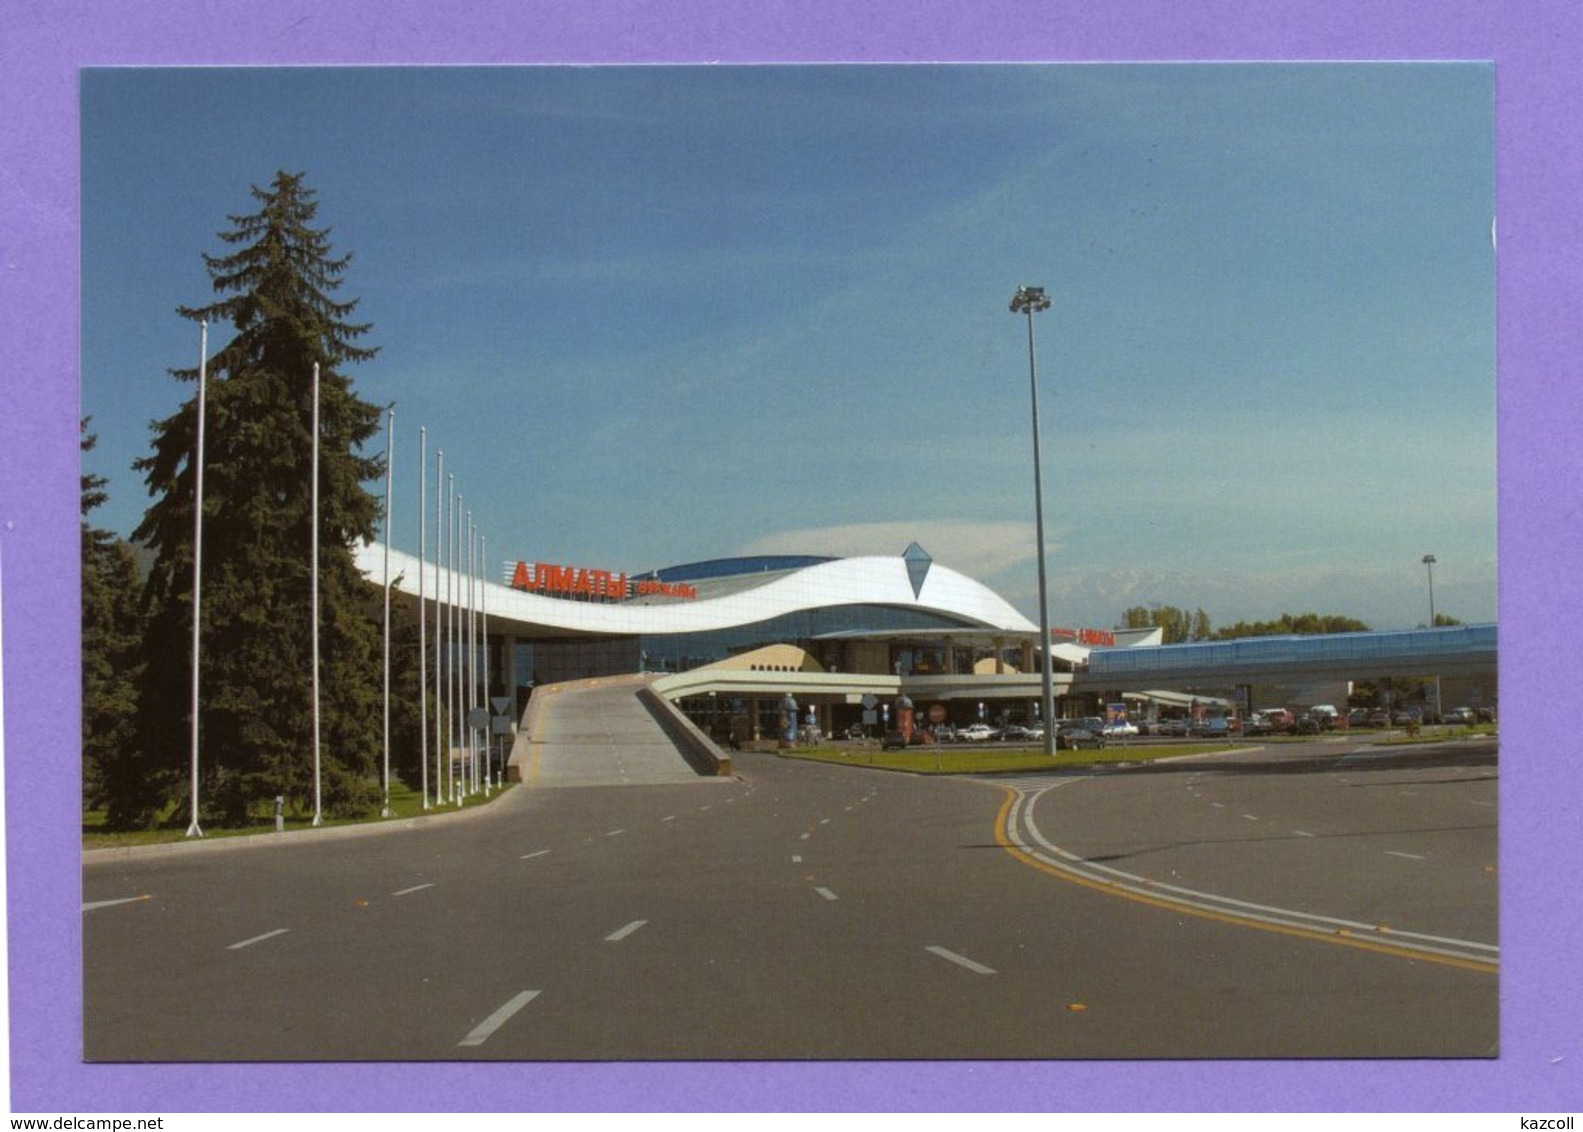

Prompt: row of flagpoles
[{"left": 185, "top": 324, "right": 500, "bottom": 837}]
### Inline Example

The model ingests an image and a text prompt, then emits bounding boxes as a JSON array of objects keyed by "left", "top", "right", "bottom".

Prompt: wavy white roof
[{"left": 355, "top": 542, "right": 1038, "bottom": 639}]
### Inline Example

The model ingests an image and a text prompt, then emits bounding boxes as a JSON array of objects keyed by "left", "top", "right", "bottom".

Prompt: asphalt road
[{"left": 83, "top": 737, "right": 1498, "bottom": 1061}]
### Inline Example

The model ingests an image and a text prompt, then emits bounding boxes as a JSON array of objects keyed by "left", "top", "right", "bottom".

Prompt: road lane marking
[
  {"left": 1240, "top": 814, "right": 1260, "bottom": 821},
  {"left": 227, "top": 928, "right": 289, "bottom": 951},
  {"left": 605, "top": 829, "right": 625, "bottom": 837},
  {"left": 605, "top": 920, "right": 649, "bottom": 942},
  {"left": 458, "top": 990, "right": 541, "bottom": 1047},
  {"left": 520, "top": 849, "right": 551, "bottom": 860},
  {"left": 799, "top": 832, "right": 811, "bottom": 840},
  {"left": 662, "top": 815, "right": 677, "bottom": 822},
  {"left": 792, "top": 855, "right": 803, "bottom": 863},
  {"left": 998, "top": 784, "right": 1497, "bottom": 973},
  {"left": 1385, "top": 851, "right": 1427, "bottom": 860},
  {"left": 82, "top": 895, "right": 150, "bottom": 913},
  {"left": 1294, "top": 830, "right": 1318, "bottom": 838},
  {"left": 392, "top": 883, "right": 434, "bottom": 896},
  {"left": 926, "top": 946, "right": 996, "bottom": 975},
  {"left": 814, "top": 887, "right": 838, "bottom": 901}
]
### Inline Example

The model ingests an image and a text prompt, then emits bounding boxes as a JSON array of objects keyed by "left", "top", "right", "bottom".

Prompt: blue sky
[{"left": 80, "top": 63, "right": 1495, "bottom": 631}]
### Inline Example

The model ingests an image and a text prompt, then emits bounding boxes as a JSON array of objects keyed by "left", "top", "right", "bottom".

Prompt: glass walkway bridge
[{"left": 1079, "top": 623, "right": 1497, "bottom": 690}]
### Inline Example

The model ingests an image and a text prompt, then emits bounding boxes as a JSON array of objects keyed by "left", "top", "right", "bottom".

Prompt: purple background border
[{"left": 4, "top": 0, "right": 1579, "bottom": 1114}]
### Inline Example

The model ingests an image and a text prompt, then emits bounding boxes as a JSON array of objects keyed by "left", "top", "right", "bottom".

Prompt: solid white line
[
  {"left": 815, "top": 887, "right": 838, "bottom": 901},
  {"left": 605, "top": 919, "right": 648, "bottom": 942},
  {"left": 392, "top": 883, "right": 434, "bottom": 896},
  {"left": 520, "top": 849, "right": 551, "bottom": 860},
  {"left": 926, "top": 945, "right": 996, "bottom": 975},
  {"left": 82, "top": 895, "right": 150, "bottom": 913},
  {"left": 458, "top": 990, "right": 541, "bottom": 1047},
  {"left": 227, "top": 928, "right": 289, "bottom": 951}
]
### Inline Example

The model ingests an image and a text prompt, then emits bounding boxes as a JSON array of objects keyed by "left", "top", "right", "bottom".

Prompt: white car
[
  {"left": 1102, "top": 720, "right": 1139, "bottom": 738},
  {"left": 957, "top": 723, "right": 998, "bottom": 742}
]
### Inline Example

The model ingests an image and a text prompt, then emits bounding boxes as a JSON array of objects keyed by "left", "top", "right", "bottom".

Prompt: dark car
[
  {"left": 1158, "top": 717, "right": 1189, "bottom": 738},
  {"left": 881, "top": 730, "right": 921, "bottom": 750},
  {"left": 1055, "top": 720, "right": 1106, "bottom": 750}
]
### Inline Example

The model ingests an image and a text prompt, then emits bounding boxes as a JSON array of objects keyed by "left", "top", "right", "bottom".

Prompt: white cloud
[{"left": 735, "top": 519, "right": 1048, "bottom": 582}]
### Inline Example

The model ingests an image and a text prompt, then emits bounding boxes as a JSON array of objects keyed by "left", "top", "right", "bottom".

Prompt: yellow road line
[{"left": 994, "top": 787, "right": 1498, "bottom": 975}]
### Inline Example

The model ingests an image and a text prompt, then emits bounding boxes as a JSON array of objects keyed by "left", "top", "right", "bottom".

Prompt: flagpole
[
  {"left": 381, "top": 405, "right": 394, "bottom": 818},
  {"left": 465, "top": 512, "right": 471, "bottom": 797},
  {"left": 311, "top": 362, "right": 323, "bottom": 828},
  {"left": 435, "top": 452, "right": 446, "bottom": 807},
  {"left": 448, "top": 475, "right": 458, "bottom": 805},
  {"left": 419, "top": 427, "right": 429, "bottom": 811},
  {"left": 482, "top": 530, "right": 491, "bottom": 791},
  {"left": 185, "top": 321, "right": 209, "bottom": 839}
]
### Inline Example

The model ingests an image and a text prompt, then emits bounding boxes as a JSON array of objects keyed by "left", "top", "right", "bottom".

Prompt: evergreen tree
[
  {"left": 125, "top": 171, "right": 383, "bottom": 828},
  {"left": 81, "top": 420, "right": 145, "bottom": 812}
]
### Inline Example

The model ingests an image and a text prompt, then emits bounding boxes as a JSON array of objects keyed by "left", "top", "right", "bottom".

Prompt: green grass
[
  {"left": 776, "top": 742, "right": 1237, "bottom": 774},
  {"left": 83, "top": 780, "right": 514, "bottom": 851}
]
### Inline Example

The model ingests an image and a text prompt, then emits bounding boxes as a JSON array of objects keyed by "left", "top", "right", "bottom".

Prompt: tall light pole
[
  {"left": 1422, "top": 554, "right": 1438, "bottom": 627},
  {"left": 1011, "top": 285, "right": 1056, "bottom": 757},
  {"left": 186, "top": 321, "right": 209, "bottom": 838},
  {"left": 1423, "top": 553, "right": 1441, "bottom": 722}
]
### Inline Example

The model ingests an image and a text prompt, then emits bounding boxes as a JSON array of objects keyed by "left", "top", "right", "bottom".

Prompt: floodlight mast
[{"left": 1011, "top": 285, "right": 1057, "bottom": 757}]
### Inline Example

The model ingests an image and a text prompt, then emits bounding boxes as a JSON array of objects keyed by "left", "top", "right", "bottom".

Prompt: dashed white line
[
  {"left": 82, "top": 895, "right": 150, "bottom": 913},
  {"left": 1293, "top": 830, "right": 1318, "bottom": 838},
  {"left": 791, "top": 855, "right": 803, "bottom": 863},
  {"left": 605, "top": 829, "right": 626, "bottom": 837},
  {"left": 520, "top": 849, "right": 551, "bottom": 860},
  {"left": 1240, "top": 814, "right": 1260, "bottom": 822},
  {"left": 926, "top": 945, "right": 996, "bottom": 975},
  {"left": 814, "top": 887, "right": 838, "bottom": 901},
  {"left": 227, "top": 928, "right": 289, "bottom": 951},
  {"left": 799, "top": 832, "right": 812, "bottom": 841},
  {"left": 1385, "top": 850, "right": 1427, "bottom": 861},
  {"left": 391, "top": 883, "right": 434, "bottom": 897},
  {"left": 605, "top": 919, "right": 649, "bottom": 942},
  {"left": 458, "top": 990, "right": 541, "bottom": 1047}
]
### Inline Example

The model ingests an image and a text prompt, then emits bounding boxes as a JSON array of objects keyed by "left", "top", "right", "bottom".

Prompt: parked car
[
  {"left": 881, "top": 730, "right": 924, "bottom": 750},
  {"left": 1259, "top": 708, "right": 1295, "bottom": 733},
  {"left": 957, "top": 723, "right": 998, "bottom": 743},
  {"left": 1445, "top": 706, "right": 1477, "bottom": 725},
  {"left": 1158, "top": 717, "right": 1189, "bottom": 738},
  {"left": 1189, "top": 716, "right": 1230, "bottom": 738},
  {"left": 1055, "top": 720, "right": 1105, "bottom": 750},
  {"left": 1102, "top": 719, "right": 1139, "bottom": 738},
  {"left": 1244, "top": 713, "right": 1275, "bottom": 736}
]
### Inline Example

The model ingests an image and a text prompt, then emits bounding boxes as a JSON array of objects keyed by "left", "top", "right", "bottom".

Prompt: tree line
[
  {"left": 1118, "top": 605, "right": 1464, "bottom": 644},
  {"left": 82, "top": 172, "right": 431, "bottom": 831}
]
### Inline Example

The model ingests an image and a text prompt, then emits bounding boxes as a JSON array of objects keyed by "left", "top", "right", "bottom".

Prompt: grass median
[
  {"left": 83, "top": 780, "right": 515, "bottom": 851},
  {"left": 775, "top": 741, "right": 1237, "bottom": 774}
]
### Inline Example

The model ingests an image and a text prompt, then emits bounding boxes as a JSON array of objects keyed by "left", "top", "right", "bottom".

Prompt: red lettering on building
[{"left": 509, "top": 560, "right": 686, "bottom": 602}]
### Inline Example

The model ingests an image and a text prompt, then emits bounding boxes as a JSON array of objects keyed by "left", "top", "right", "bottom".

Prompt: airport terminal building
[
  {"left": 356, "top": 538, "right": 1496, "bottom": 739},
  {"left": 358, "top": 540, "right": 1154, "bottom": 733}
]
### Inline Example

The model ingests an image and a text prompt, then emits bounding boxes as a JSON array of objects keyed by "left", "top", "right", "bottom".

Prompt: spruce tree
[
  {"left": 81, "top": 420, "right": 145, "bottom": 813},
  {"left": 126, "top": 171, "right": 384, "bottom": 828}
]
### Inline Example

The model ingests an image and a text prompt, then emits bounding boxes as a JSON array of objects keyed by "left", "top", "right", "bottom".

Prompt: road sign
[
  {"left": 491, "top": 696, "right": 513, "bottom": 716},
  {"left": 467, "top": 706, "right": 491, "bottom": 729}
]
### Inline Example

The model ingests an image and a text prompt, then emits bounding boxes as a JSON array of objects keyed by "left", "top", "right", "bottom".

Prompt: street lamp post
[
  {"left": 1422, "top": 554, "right": 1437, "bottom": 627},
  {"left": 1011, "top": 285, "right": 1057, "bottom": 757},
  {"left": 1423, "top": 553, "right": 1440, "bottom": 721}
]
